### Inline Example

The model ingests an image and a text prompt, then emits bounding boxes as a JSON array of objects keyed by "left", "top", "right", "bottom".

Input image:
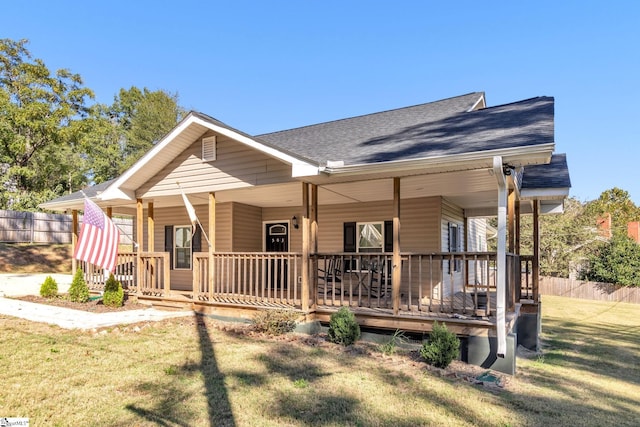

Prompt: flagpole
[{"left": 176, "top": 182, "right": 212, "bottom": 249}]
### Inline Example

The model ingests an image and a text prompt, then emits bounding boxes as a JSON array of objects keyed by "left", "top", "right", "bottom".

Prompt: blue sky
[{"left": 3, "top": 1, "right": 639, "bottom": 204}]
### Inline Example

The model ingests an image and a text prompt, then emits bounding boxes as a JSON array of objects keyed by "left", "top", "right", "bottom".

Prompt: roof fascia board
[
  {"left": 519, "top": 187, "right": 570, "bottom": 200},
  {"left": 321, "top": 144, "right": 555, "bottom": 177}
]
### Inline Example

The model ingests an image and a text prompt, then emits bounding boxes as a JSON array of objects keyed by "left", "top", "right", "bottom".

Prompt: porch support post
[
  {"left": 508, "top": 190, "right": 515, "bottom": 253},
  {"left": 493, "top": 156, "right": 507, "bottom": 358},
  {"left": 147, "top": 202, "right": 154, "bottom": 252},
  {"left": 208, "top": 192, "right": 216, "bottom": 299},
  {"left": 301, "top": 182, "right": 310, "bottom": 312},
  {"left": 310, "top": 184, "right": 318, "bottom": 309},
  {"left": 71, "top": 209, "right": 78, "bottom": 275},
  {"left": 136, "top": 199, "right": 143, "bottom": 293},
  {"left": 514, "top": 200, "right": 521, "bottom": 255},
  {"left": 532, "top": 200, "right": 540, "bottom": 302},
  {"left": 392, "top": 177, "right": 401, "bottom": 315}
]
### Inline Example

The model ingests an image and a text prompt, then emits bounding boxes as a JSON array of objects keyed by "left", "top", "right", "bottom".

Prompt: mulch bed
[{"left": 15, "top": 294, "right": 150, "bottom": 313}]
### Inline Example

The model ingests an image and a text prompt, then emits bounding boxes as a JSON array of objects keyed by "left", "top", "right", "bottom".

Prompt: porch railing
[
  {"left": 142, "top": 250, "right": 528, "bottom": 318},
  {"left": 314, "top": 252, "right": 523, "bottom": 316},
  {"left": 138, "top": 252, "right": 170, "bottom": 296},
  {"left": 520, "top": 255, "right": 536, "bottom": 300},
  {"left": 193, "top": 252, "right": 304, "bottom": 307},
  {"left": 80, "top": 252, "right": 137, "bottom": 292}
]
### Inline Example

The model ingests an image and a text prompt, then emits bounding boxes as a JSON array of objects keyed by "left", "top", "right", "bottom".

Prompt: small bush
[
  {"left": 420, "top": 321, "right": 460, "bottom": 369},
  {"left": 252, "top": 309, "right": 298, "bottom": 335},
  {"left": 102, "top": 274, "right": 124, "bottom": 307},
  {"left": 39, "top": 276, "right": 58, "bottom": 298},
  {"left": 68, "top": 268, "right": 90, "bottom": 303},
  {"left": 327, "top": 306, "right": 361, "bottom": 346}
]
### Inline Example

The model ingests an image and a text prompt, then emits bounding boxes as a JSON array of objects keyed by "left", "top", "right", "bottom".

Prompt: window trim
[
  {"left": 173, "top": 225, "right": 193, "bottom": 270},
  {"left": 356, "top": 221, "right": 384, "bottom": 253}
]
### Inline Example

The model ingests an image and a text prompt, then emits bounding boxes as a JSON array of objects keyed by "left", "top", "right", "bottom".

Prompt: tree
[
  {"left": 582, "top": 235, "right": 640, "bottom": 287},
  {"left": 584, "top": 187, "right": 640, "bottom": 237},
  {"left": 0, "top": 39, "right": 94, "bottom": 210},
  {"left": 81, "top": 87, "right": 184, "bottom": 182}
]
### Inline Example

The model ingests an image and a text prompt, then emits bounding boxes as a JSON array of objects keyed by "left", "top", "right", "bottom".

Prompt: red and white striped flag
[{"left": 74, "top": 198, "right": 120, "bottom": 272}]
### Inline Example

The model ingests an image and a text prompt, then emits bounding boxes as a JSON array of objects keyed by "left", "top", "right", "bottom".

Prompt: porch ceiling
[{"left": 135, "top": 168, "right": 499, "bottom": 212}]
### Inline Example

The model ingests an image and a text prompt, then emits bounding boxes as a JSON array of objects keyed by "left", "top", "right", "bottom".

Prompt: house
[{"left": 40, "top": 92, "right": 571, "bottom": 374}]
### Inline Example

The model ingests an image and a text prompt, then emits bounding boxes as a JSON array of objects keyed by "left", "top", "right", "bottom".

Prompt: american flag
[{"left": 73, "top": 198, "right": 120, "bottom": 272}]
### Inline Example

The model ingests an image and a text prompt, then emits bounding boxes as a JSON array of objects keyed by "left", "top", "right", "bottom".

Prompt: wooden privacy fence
[
  {"left": 540, "top": 276, "right": 640, "bottom": 304},
  {"left": 0, "top": 209, "right": 133, "bottom": 244}
]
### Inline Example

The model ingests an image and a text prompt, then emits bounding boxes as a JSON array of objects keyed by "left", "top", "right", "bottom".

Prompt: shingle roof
[
  {"left": 258, "top": 93, "right": 554, "bottom": 166},
  {"left": 521, "top": 153, "right": 571, "bottom": 190},
  {"left": 257, "top": 92, "right": 484, "bottom": 165},
  {"left": 46, "top": 179, "right": 116, "bottom": 205}
]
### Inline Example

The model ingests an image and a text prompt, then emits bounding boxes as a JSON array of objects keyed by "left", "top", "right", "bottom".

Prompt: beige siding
[
  {"left": 232, "top": 203, "right": 262, "bottom": 251},
  {"left": 314, "top": 197, "right": 441, "bottom": 252},
  {"left": 137, "top": 131, "right": 294, "bottom": 198}
]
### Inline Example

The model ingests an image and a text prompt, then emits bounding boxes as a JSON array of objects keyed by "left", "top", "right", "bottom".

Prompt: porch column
[
  {"left": 392, "top": 177, "right": 401, "bottom": 315},
  {"left": 508, "top": 190, "right": 516, "bottom": 253},
  {"left": 532, "top": 200, "right": 540, "bottom": 302},
  {"left": 147, "top": 202, "right": 154, "bottom": 252},
  {"left": 301, "top": 182, "right": 310, "bottom": 312},
  {"left": 136, "top": 199, "right": 143, "bottom": 293},
  {"left": 493, "top": 156, "right": 507, "bottom": 358},
  {"left": 515, "top": 200, "right": 521, "bottom": 255},
  {"left": 72, "top": 209, "right": 78, "bottom": 274},
  {"left": 310, "top": 184, "right": 318, "bottom": 309},
  {"left": 208, "top": 192, "right": 216, "bottom": 300}
]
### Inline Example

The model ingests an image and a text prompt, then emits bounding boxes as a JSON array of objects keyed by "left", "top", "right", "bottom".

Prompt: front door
[{"left": 265, "top": 222, "right": 289, "bottom": 290}]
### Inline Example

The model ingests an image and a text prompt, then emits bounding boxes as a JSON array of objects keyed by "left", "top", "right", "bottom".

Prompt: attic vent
[{"left": 202, "top": 136, "right": 216, "bottom": 162}]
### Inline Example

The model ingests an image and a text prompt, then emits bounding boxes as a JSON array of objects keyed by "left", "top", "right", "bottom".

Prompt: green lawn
[{"left": 0, "top": 295, "right": 638, "bottom": 426}]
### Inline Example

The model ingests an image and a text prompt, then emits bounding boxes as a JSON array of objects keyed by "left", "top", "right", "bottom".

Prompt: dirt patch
[
  {"left": 0, "top": 243, "right": 72, "bottom": 273},
  {"left": 15, "top": 294, "right": 150, "bottom": 313}
]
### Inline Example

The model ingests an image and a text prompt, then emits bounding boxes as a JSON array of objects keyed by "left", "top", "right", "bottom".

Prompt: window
[
  {"left": 357, "top": 222, "right": 384, "bottom": 253},
  {"left": 174, "top": 226, "right": 192, "bottom": 269},
  {"left": 449, "top": 223, "right": 461, "bottom": 272}
]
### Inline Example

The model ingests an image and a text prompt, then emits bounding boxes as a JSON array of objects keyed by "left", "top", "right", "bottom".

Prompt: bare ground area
[
  {"left": 0, "top": 242, "right": 72, "bottom": 273},
  {"left": 16, "top": 294, "right": 150, "bottom": 312}
]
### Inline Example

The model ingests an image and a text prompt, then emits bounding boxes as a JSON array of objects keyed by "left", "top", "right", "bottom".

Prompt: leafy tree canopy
[
  {"left": 0, "top": 39, "right": 184, "bottom": 207},
  {"left": 583, "top": 187, "right": 640, "bottom": 236},
  {"left": 82, "top": 87, "right": 184, "bottom": 183},
  {"left": 0, "top": 38, "right": 93, "bottom": 209},
  {"left": 582, "top": 234, "right": 640, "bottom": 287}
]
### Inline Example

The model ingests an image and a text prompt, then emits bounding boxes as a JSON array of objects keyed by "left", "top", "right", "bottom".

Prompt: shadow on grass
[
  {"left": 126, "top": 314, "right": 236, "bottom": 427},
  {"left": 542, "top": 319, "right": 640, "bottom": 386}
]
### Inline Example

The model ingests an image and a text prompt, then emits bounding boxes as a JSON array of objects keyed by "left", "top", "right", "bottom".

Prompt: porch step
[
  {"left": 137, "top": 296, "right": 192, "bottom": 311},
  {"left": 151, "top": 300, "right": 192, "bottom": 311}
]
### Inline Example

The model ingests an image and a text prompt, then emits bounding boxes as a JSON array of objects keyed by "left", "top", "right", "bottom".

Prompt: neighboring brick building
[{"left": 596, "top": 213, "right": 640, "bottom": 243}]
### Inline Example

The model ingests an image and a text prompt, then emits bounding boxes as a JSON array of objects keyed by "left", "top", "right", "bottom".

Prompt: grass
[{"left": 0, "top": 295, "right": 638, "bottom": 426}]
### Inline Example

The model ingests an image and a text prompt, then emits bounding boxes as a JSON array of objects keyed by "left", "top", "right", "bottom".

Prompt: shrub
[
  {"left": 102, "top": 274, "right": 124, "bottom": 307},
  {"left": 327, "top": 306, "right": 360, "bottom": 346},
  {"left": 68, "top": 268, "right": 90, "bottom": 303},
  {"left": 252, "top": 309, "right": 298, "bottom": 335},
  {"left": 39, "top": 276, "right": 58, "bottom": 298},
  {"left": 420, "top": 321, "right": 460, "bottom": 369}
]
